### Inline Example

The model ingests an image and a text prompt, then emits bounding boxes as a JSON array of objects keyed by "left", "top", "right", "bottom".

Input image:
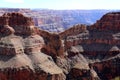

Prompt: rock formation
[
  {"left": 59, "top": 12, "right": 120, "bottom": 80},
  {"left": 60, "top": 24, "right": 87, "bottom": 39},
  {"left": 90, "top": 12, "right": 120, "bottom": 32},
  {"left": 92, "top": 54, "right": 120, "bottom": 80},
  {"left": 0, "top": 12, "right": 120, "bottom": 80},
  {"left": 0, "top": 13, "right": 65, "bottom": 80},
  {"left": 35, "top": 28, "right": 65, "bottom": 60},
  {"left": 0, "top": 12, "right": 34, "bottom": 35}
]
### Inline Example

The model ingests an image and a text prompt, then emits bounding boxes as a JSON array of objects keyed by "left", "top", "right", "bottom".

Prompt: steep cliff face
[
  {"left": 34, "top": 28, "right": 65, "bottom": 60},
  {"left": 0, "top": 13, "right": 65, "bottom": 80},
  {"left": 59, "top": 12, "right": 120, "bottom": 80},
  {"left": 90, "top": 12, "right": 120, "bottom": 32},
  {"left": 92, "top": 54, "right": 120, "bottom": 80},
  {"left": 0, "top": 13, "right": 34, "bottom": 35},
  {"left": 0, "top": 12, "right": 120, "bottom": 80},
  {"left": 60, "top": 24, "right": 87, "bottom": 39},
  {"left": 60, "top": 12, "right": 120, "bottom": 52}
]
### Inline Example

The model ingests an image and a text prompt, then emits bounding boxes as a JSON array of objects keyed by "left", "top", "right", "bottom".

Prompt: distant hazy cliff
[{"left": 0, "top": 8, "right": 115, "bottom": 32}]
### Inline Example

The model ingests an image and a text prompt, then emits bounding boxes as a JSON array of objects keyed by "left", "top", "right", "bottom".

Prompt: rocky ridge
[
  {"left": 0, "top": 13, "right": 65, "bottom": 80},
  {"left": 0, "top": 9, "right": 113, "bottom": 32},
  {"left": 0, "top": 12, "right": 120, "bottom": 80},
  {"left": 90, "top": 12, "right": 120, "bottom": 32},
  {"left": 59, "top": 12, "right": 120, "bottom": 80}
]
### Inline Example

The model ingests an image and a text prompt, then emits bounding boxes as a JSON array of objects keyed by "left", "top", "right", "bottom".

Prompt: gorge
[{"left": 0, "top": 12, "right": 119, "bottom": 80}]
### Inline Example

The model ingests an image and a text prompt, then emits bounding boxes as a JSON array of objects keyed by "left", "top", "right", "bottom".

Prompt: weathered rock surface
[
  {"left": 92, "top": 54, "right": 120, "bottom": 80},
  {"left": 59, "top": 12, "right": 120, "bottom": 80},
  {"left": 0, "top": 12, "right": 120, "bottom": 80},
  {"left": 35, "top": 28, "right": 65, "bottom": 60},
  {"left": 0, "top": 13, "right": 65, "bottom": 80},
  {"left": 90, "top": 12, "right": 120, "bottom": 32}
]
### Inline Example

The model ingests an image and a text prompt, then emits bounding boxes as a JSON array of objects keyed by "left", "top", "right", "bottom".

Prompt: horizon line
[{"left": 0, "top": 7, "right": 120, "bottom": 10}]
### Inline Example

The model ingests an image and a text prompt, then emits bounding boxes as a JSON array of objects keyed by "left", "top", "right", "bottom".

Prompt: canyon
[
  {"left": 0, "top": 11, "right": 119, "bottom": 80},
  {"left": 60, "top": 12, "right": 120, "bottom": 80},
  {"left": 0, "top": 8, "right": 114, "bottom": 32}
]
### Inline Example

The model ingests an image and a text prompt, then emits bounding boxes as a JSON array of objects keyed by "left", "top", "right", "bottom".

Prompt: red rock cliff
[
  {"left": 90, "top": 12, "right": 120, "bottom": 32},
  {"left": 0, "top": 13, "right": 34, "bottom": 35},
  {"left": 0, "top": 13, "right": 65, "bottom": 80},
  {"left": 60, "top": 12, "right": 120, "bottom": 51},
  {"left": 58, "top": 12, "right": 120, "bottom": 80},
  {"left": 35, "top": 27, "right": 65, "bottom": 59}
]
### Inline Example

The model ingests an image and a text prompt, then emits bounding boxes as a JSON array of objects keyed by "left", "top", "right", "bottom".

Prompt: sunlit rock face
[
  {"left": 90, "top": 12, "right": 120, "bottom": 32},
  {"left": 60, "top": 12, "right": 120, "bottom": 54},
  {"left": 0, "top": 12, "right": 35, "bottom": 36},
  {"left": 59, "top": 12, "right": 120, "bottom": 80},
  {"left": 0, "top": 13, "right": 65, "bottom": 80},
  {"left": 0, "top": 12, "right": 120, "bottom": 80}
]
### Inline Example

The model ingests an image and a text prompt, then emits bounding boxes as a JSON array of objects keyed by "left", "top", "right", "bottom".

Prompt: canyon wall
[
  {"left": 0, "top": 13, "right": 65, "bottom": 80},
  {"left": 59, "top": 12, "right": 120, "bottom": 80},
  {"left": 0, "top": 12, "right": 120, "bottom": 80}
]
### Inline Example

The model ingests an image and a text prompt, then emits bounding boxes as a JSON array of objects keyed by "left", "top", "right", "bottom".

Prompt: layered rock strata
[
  {"left": 59, "top": 12, "right": 120, "bottom": 80},
  {"left": 0, "top": 13, "right": 65, "bottom": 80},
  {"left": 0, "top": 12, "right": 120, "bottom": 80}
]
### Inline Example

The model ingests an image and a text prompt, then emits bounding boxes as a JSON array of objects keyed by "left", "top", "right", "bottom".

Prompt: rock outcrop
[
  {"left": 0, "top": 13, "right": 65, "bottom": 80},
  {"left": 35, "top": 28, "right": 65, "bottom": 60},
  {"left": 59, "top": 12, "right": 120, "bottom": 80},
  {"left": 92, "top": 54, "right": 120, "bottom": 80},
  {"left": 60, "top": 24, "right": 87, "bottom": 39},
  {"left": 0, "top": 13, "right": 34, "bottom": 35},
  {"left": 60, "top": 12, "right": 120, "bottom": 52},
  {"left": 0, "top": 12, "right": 120, "bottom": 80},
  {"left": 90, "top": 12, "right": 120, "bottom": 32}
]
